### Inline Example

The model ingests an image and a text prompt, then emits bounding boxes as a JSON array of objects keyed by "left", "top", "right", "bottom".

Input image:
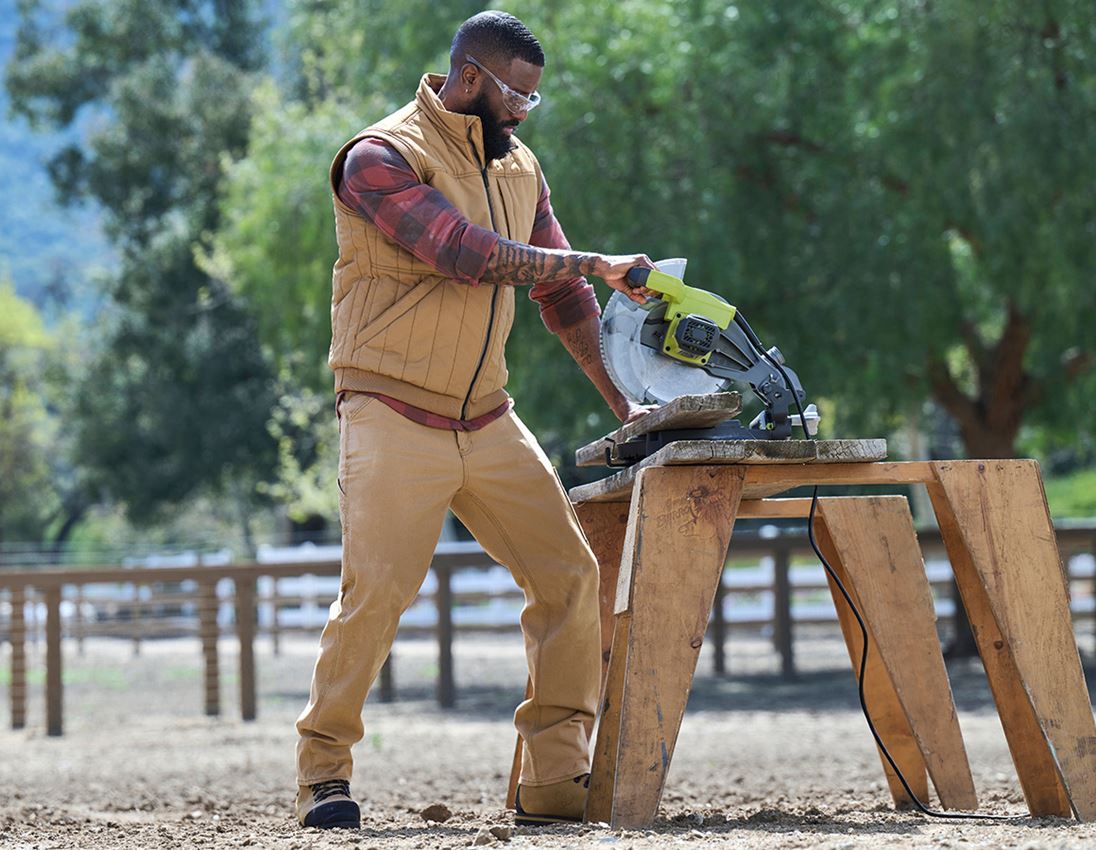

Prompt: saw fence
[{"left": 506, "top": 394, "right": 1096, "bottom": 827}]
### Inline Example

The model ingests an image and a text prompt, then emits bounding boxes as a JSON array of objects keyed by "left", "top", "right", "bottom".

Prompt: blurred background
[{"left": 0, "top": 0, "right": 1093, "bottom": 563}]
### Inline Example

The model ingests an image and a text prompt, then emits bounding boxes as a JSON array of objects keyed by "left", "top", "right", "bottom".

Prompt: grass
[{"left": 1044, "top": 468, "right": 1096, "bottom": 519}]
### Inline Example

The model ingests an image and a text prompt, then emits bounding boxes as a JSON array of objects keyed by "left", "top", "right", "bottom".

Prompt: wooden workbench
[{"left": 568, "top": 445, "right": 1096, "bottom": 827}]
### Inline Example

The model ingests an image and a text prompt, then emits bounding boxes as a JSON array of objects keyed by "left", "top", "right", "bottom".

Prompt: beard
[{"left": 468, "top": 91, "right": 519, "bottom": 162}]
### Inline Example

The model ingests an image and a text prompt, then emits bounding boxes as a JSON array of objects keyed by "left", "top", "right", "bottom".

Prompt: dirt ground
[{"left": 3, "top": 629, "right": 1096, "bottom": 850}]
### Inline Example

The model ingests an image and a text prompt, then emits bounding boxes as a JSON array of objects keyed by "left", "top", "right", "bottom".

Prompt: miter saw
[{"left": 600, "top": 258, "right": 820, "bottom": 464}]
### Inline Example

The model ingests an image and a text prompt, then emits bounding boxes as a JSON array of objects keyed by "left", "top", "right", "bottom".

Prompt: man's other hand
[
  {"left": 594, "top": 254, "right": 656, "bottom": 304},
  {"left": 613, "top": 400, "right": 658, "bottom": 424}
]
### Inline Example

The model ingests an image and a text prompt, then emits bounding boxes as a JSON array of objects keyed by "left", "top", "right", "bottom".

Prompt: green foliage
[
  {"left": 6, "top": 0, "right": 280, "bottom": 525},
  {"left": 0, "top": 276, "right": 59, "bottom": 544},
  {"left": 206, "top": 84, "right": 346, "bottom": 389},
  {"left": 212, "top": 1, "right": 1096, "bottom": 467},
  {"left": 258, "top": 381, "right": 339, "bottom": 524},
  {"left": 1044, "top": 469, "right": 1096, "bottom": 520}
]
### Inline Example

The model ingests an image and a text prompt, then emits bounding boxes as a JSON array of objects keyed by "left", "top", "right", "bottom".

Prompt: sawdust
[{"left": 2, "top": 632, "right": 1094, "bottom": 849}]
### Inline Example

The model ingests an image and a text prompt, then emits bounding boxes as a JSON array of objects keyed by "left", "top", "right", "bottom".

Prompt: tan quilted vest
[{"left": 328, "top": 74, "right": 542, "bottom": 419}]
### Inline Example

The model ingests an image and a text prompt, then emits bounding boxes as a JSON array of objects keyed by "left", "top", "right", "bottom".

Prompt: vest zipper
[{"left": 461, "top": 157, "right": 501, "bottom": 420}]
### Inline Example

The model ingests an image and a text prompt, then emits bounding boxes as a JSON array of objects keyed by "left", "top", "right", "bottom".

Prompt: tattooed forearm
[
  {"left": 559, "top": 321, "right": 597, "bottom": 368},
  {"left": 558, "top": 316, "right": 632, "bottom": 419},
  {"left": 481, "top": 238, "right": 600, "bottom": 285}
]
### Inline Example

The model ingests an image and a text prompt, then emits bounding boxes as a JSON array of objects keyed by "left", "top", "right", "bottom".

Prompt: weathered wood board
[
  {"left": 600, "top": 465, "right": 744, "bottom": 828},
  {"left": 817, "top": 497, "right": 978, "bottom": 810},
  {"left": 576, "top": 393, "right": 743, "bottom": 467},
  {"left": 570, "top": 439, "right": 889, "bottom": 504},
  {"left": 928, "top": 460, "right": 1095, "bottom": 819}
]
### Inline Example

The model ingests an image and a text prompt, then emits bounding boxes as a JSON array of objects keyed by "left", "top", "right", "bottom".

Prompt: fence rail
[{"left": 2, "top": 526, "right": 1095, "bottom": 736}]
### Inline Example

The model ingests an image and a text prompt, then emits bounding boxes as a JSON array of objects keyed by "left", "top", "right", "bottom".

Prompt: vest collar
[{"left": 416, "top": 73, "right": 487, "bottom": 166}]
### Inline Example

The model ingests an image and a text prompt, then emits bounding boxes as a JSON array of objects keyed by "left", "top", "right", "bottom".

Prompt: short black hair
[{"left": 451, "top": 11, "right": 545, "bottom": 69}]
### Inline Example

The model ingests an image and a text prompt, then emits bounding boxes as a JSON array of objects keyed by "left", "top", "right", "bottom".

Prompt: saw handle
[{"left": 625, "top": 267, "right": 652, "bottom": 288}]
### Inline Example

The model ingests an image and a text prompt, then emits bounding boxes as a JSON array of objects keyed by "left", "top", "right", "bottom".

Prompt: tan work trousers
[{"left": 296, "top": 393, "right": 601, "bottom": 788}]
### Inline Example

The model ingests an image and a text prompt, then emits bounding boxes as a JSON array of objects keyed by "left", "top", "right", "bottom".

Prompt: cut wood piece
[
  {"left": 817, "top": 497, "right": 977, "bottom": 810},
  {"left": 586, "top": 613, "right": 631, "bottom": 824},
  {"left": 606, "top": 465, "right": 743, "bottom": 828},
  {"left": 569, "top": 442, "right": 893, "bottom": 505},
  {"left": 575, "top": 393, "right": 742, "bottom": 467},
  {"left": 506, "top": 501, "right": 631, "bottom": 809},
  {"left": 930, "top": 460, "right": 1096, "bottom": 819}
]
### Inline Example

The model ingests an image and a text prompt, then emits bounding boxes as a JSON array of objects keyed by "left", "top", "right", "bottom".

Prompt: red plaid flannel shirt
[{"left": 336, "top": 138, "right": 599, "bottom": 431}]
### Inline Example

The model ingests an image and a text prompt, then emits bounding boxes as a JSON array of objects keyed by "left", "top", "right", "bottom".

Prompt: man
[{"left": 296, "top": 10, "right": 655, "bottom": 830}]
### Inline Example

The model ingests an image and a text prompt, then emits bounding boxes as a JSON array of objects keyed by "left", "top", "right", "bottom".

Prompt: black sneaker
[{"left": 297, "top": 779, "right": 360, "bottom": 829}]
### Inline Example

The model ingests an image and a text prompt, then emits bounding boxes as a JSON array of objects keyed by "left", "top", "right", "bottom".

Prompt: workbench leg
[
  {"left": 506, "top": 501, "right": 630, "bottom": 810},
  {"left": 929, "top": 460, "right": 1096, "bottom": 820},
  {"left": 593, "top": 466, "right": 743, "bottom": 829},
  {"left": 816, "top": 497, "right": 977, "bottom": 811}
]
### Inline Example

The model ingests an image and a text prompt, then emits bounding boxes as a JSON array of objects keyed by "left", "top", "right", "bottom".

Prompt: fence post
[
  {"left": 268, "top": 579, "right": 281, "bottom": 657},
  {"left": 378, "top": 654, "right": 395, "bottom": 703},
  {"left": 10, "top": 587, "right": 26, "bottom": 730},
  {"left": 199, "top": 579, "right": 221, "bottom": 717},
  {"left": 131, "top": 582, "right": 142, "bottom": 658},
  {"left": 235, "top": 577, "right": 257, "bottom": 722},
  {"left": 74, "top": 586, "right": 86, "bottom": 657},
  {"left": 435, "top": 563, "right": 455, "bottom": 708},
  {"left": 772, "top": 541, "right": 795, "bottom": 679},
  {"left": 45, "top": 585, "right": 63, "bottom": 737},
  {"left": 711, "top": 571, "right": 727, "bottom": 675}
]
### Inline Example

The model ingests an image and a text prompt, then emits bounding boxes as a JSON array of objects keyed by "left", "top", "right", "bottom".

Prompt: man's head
[{"left": 444, "top": 11, "right": 545, "bottom": 162}]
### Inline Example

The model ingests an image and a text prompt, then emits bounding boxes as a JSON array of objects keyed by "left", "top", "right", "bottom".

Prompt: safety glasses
[{"left": 465, "top": 54, "right": 542, "bottom": 114}]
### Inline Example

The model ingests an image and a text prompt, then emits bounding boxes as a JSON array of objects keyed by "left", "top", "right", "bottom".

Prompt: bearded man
[{"left": 295, "top": 10, "right": 654, "bottom": 830}]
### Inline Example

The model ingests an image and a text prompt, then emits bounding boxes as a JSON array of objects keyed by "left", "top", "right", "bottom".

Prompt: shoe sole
[{"left": 514, "top": 812, "right": 583, "bottom": 827}]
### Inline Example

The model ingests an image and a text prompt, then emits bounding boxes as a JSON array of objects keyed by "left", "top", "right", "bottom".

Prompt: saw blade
[{"left": 600, "top": 290, "right": 728, "bottom": 405}]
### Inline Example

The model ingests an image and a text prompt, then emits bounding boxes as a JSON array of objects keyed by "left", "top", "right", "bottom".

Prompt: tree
[
  {"left": 6, "top": 0, "right": 279, "bottom": 524},
  {"left": 515, "top": 0, "right": 1096, "bottom": 459},
  {"left": 0, "top": 276, "right": 59, "bottom": 552},
  {"left": 216, "top": 0, "right": 1096, "bottom": 469}
]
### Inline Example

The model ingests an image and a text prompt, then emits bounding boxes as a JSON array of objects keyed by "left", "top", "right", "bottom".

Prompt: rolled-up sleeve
[
  {"left": 337, "top": 139, "right": 500, "bottom": 284},
  {"left": 527, "top": 176, "right": 601, "bottom": 334}
]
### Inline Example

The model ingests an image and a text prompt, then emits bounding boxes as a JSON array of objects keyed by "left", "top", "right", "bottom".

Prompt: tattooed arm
[
  {"left": 556, "top": 315, "right": 654, "bottom": 423},
  {"left": 481, "top": 238, "right": 655, "bottom": 304}
]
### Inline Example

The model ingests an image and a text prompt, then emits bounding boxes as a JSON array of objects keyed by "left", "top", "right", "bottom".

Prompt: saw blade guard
[{"left": 600, "top": 259, "right": 729, "bottom": 405}]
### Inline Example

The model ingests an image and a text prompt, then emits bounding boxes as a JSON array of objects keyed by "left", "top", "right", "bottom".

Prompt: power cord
[{"left": 739, "top": 316, "right": 1027, "bottom": 823}]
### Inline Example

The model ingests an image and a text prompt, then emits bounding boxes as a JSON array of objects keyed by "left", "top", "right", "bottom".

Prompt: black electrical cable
[{"left": 740, "top": 317, "right": 1027, "bottom": 823}]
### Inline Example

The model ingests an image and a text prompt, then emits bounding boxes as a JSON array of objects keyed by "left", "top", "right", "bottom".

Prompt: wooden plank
[
  {"left": 931, "top": 460, "right": 1096, "bottom": 819},
  {"left": 818, "top": 497, "right": 977, "bottom": 810},
  {"left": 927, "top": 473, "right": 1070, "bottom": 816},
  {"left": 738, "top": 498, "right": 814, "bottom": 518},
  {"left": 10, "top": 587, "right": 26, "bottom": 730},
  {"left": 569, "top": 442, "right": 892, "bottom": 504},
  {"left": 576, "top": 393, "right": 742, "bottom": 467},
  {"left": 608, "top": 465, "right": 743, "bottom": 828},
  {"left": 198, "top": 579, "right": 220, "bottom": 718},
  {"left": 813, "top": 514, "right": 929, "bottom": 807},
  {"left": 235, "top": 578, "right": 257, "bottom": 722},
  {"left": 45, "top": 585, "right": 63, "bottom": 737},
  {"left": 587, "top": 613, "right": 631, "bottom": 823}
]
